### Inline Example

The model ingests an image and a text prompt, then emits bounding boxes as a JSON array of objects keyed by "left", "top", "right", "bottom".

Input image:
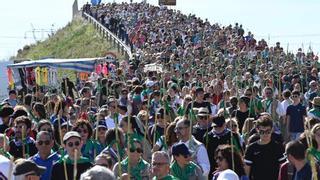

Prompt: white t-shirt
[
  {"left": 216, "top": 169, "right": 239, "bottom": 180},
  {"left": 0, "top": 155, "right": 14, "bottom": 180}
]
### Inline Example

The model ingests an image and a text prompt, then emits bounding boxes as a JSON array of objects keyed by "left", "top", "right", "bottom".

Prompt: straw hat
[{"left": 311, "top": 97, "right": 320, "bottom": 106}]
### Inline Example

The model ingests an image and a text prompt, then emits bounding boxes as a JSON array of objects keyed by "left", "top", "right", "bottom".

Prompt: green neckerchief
[
  {"left": 107, "top": 139, "right": 125, "bottom": 160},
  {"left": 0, "top": 148, "right": 12, "bottom": 159},
  {"left": 231, "top": 135, "right": 242, "bottom": 153},
  {"left": 83, "top": 139, "right": 97, "bottom": 161},
  {"left": 308, "top": 147, "right": 320, "bottom": 162},
  {"left": 265, "top": 99, "right": 273, "bottom": 111},
  {"left": 309, "top": 108, "right": 320, "bottom": 118},
  {"left": 170, "top": 161, "right": 197, "bottom": 180},
  {"left": 58, "top": 154, "right": 91, "bottom": 164},
  {"left": 120, "top": 157, "right": 148, "bottom": 180},
  {"left": 176, "top": 106, "right": 185, "bottom": 116},
  {"left": 152, "top": 175, "right": 178, "bottom": 180}
]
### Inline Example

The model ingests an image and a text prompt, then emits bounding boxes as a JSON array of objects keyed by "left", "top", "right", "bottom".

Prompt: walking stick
[
  {"left": 58, "top": 100, "right": 69, "bottom": 180},
  {"left": 306, "top": 119, "right": 318, "bottom": 180},
  {"left": 73, "top": 149, "right": 78, "bottom": 180}
]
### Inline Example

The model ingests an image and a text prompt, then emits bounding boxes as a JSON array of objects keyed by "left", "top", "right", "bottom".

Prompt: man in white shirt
[{"left": 174, "top": 118, "right": 210, "bottom": 177}]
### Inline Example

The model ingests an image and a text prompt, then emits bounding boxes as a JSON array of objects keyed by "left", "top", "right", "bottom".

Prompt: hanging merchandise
[
  {"left": 95, "top": 64, "right": 102, "bottom": 75},
  {"left": 42, "top": 67, "right": 48, "bottom": 85},
  {"left": 48, "top": 68, "right": 58, "bottom": 87},
  {"left": 12, "top": 68, "right": 23, "bottom": 90},
  {"left": 7, "top": 68, "right": 14, "bottom": 90},
  {"left": 26, "top": 67, "right": 35, "bottom": 86},
  {"left": 102, "top": 63, "right": 108, "bottom": 76},
  {"left": 35, "top": 67, "right": 42, "bottom": 86},
  {"left": 79, "top": 72, "right": 89, "bottom": 81}
]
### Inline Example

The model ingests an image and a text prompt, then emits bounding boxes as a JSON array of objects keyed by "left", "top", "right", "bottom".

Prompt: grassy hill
[{"left": 15, "top": 18, "right": 122, "bottom": 60}]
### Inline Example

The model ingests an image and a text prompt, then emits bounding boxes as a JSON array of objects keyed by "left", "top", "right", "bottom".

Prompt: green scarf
[
  {"left": 120, "top": 157, "right": 148, "bottom": 180},
  {"left": 59, "top": 155, "right": 91, "bottom": 164},
  {"left": 308, "top": 147, "right": 320, "bottom": 162},
  {"left": 170, "top": 161, "right": 197, "bottom": 180},
  {"left": 0, "top": 148, "right": 12, "bottom": 159}
]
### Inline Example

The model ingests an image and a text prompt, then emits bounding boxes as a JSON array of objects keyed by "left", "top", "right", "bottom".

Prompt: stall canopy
[{"left": 7, "top": 57, "right": 115, "bottom": 73}]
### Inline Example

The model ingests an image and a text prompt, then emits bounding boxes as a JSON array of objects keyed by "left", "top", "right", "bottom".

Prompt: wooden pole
[{"left": 73, "top": 149, "right": 78, "bottom": 180}]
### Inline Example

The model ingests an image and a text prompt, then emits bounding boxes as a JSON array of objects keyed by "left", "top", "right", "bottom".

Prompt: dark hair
[
  {"left": 165, "top": 122, "right": 178, "bottom": 146},
  {"left": 14, "top": 116, "right": 32, "bottom": 129},
  {"left": 286, "top": 140, "right": 306, "bottom": 160},
  {"left": 256, "top": 115, "right": 273, "bottom": 128},
  {"left": 37, "top": 120, "right": 53, "bottom": 132},
  {"left": 291, "top": 90, "right": 300, "bottom": 96},
  {"left": 33, "top": 102, "right": 47, "bottom": 119},
  {"left": 215, "top": 145, "right": 246, "bottom": 177},
  {"left": 72, "top": 119, "right": 93, "bottom": 139},
  {"left": 121, "top": 116, "right": 144, "bottom": 137},
  {"left": 24, "top": 94, "right": 33, "bottom": 106},
  {"left": 105, "top": 128, "right": 123, "bottom": 145},
  {"left": 282, "top": 90, "right": 291, "bottom": 98},
  {"left": 9, "top": 90, "right": 16, "bottom": 95}
]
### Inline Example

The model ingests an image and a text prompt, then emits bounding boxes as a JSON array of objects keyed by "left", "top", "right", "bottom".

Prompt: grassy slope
[
  {"left": 14, "top": 18, "right": 123, "bottom": 82},
  {"left": 15, "top": 18, "right": 122, "bottom": 60}
]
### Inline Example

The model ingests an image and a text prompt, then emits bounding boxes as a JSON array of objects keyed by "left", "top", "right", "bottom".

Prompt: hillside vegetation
[{"left": 15, "top": 18, "right": 122, "bottom": 60}]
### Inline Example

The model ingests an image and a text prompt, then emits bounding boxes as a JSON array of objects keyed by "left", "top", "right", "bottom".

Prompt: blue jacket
[{"left": 30, "top": 152, "right": 60, "bottom": 180}]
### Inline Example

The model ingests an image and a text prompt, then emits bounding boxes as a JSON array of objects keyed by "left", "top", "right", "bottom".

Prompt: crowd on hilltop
[{"left": 1, "top": 1, "right": 320, "bottom": 180}]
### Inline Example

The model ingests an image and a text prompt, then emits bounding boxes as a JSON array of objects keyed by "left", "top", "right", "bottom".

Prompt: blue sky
[{"left": 1, "top": 0, "right": 320, "bottom": 60}]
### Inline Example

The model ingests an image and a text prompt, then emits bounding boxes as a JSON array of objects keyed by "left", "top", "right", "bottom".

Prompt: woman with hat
[
  {"left": 307, "top": 97, "right": 320, "bottom": 121},
  {"left": 113, "top": 139, "right": 150, "bottom": 180},
  {"left": 170, "top": 143, "right": 204, "bottom": 180}
]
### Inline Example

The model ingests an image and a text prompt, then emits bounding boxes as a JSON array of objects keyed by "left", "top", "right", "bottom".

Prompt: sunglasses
[
  {"left": 129, "top": 147, "right": 143, "bottom": 153},
  {"left": 245, "top": 94, "right": 252, "bottom": 96},
  {"left": 77, "top": 129, "right": 88, "bottom": 134},
  {"left": 291, "top": 95, "right": 299, "bottom": 98},
  {"left": 198, "top": 116, "right": 207, "bottom": 120},
  {"left": 37, "top": 140, "right": 50, "bottom": 146},
  {"left": 259, "top": 129, "right": 272, "bottom": 135},
  {"left": 67, "top": 141, "right": 80, "bottom": 148},
  {"left": 216, "top": 156, "right": 224, "bottom": 161}
]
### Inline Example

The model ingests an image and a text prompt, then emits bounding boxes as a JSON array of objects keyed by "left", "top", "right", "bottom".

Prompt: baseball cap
[
  {"left": 13, "top": 160, "right": 46, "bottom": 176},
  {"left": 172, "top": 143, "right": 192, "bottom": 156},
  {"left": 63, "top": 131, "right": 81, "bottom": 144},
  {"left": 95, "top": 120, "right": 107, "bottom": 129},
  {"left": 212, "top": 115, "right": 226, "bottom": 127}
]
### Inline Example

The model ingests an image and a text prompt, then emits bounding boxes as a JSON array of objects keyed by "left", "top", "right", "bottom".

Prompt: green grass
[
  {"left": 15, "top": 18, "right": 123, "bottom": 60},
  {"left": 13, "top": 18, "right": 124, "bottom": 82}
]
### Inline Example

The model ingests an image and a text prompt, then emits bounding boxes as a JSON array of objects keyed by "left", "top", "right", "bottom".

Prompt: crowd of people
[{"left": 1, "top": 1, "right": 320, "bottom": 180}]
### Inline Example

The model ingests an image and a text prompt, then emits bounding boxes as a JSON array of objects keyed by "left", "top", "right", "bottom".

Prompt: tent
[{"left": 7, "top": 57, "right": 115, "bottom": 73}]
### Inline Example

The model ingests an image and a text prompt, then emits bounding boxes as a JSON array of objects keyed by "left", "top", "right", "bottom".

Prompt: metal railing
[{"left": 82, "top": 12, "right": 133, "bottom": 60}]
